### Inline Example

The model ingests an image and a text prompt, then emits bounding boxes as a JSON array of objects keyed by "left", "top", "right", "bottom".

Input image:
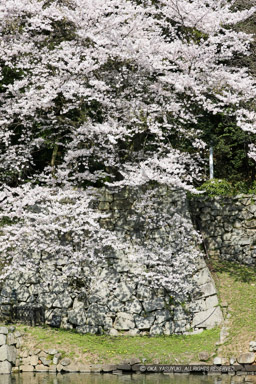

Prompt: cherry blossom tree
[
  {"left": 0, "top": 0, "right": 255, "bottom": 187},
  {"left": 0, "top": 0, "right": 255, "bottom": 294},
  {"left": 0, "top": 183, "right": 203, "bottom": 303}
]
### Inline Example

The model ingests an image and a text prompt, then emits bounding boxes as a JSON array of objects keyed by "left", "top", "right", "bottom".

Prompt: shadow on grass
[{"left": 209, "top": 258, "right": 256, "bottom": 283}]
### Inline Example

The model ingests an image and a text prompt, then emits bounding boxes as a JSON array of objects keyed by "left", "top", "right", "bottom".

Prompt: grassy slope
[
  {"left": 17, "top": 326, "right": 219, "bottom": 365},
  {"left": 211, "top": 259, "right": 256, "bottom": 359},
  {"left": 13, "top": 258, "right": 256, "bottom": 364}
]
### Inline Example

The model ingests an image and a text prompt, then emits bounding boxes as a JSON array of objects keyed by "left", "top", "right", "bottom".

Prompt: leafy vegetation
[
  {"left": 198, "top": 179, "right": 235, "bottom": 197},
  {"left": 196, "top": 178, "right": 256, "bottom": 197},
  {"left": 210, "top": 259, "right": 256, "bottom": 358},
  {"left": 0, "top": 0, "right": 255, "bottom": 189},
  {"left": 16, "top": 325, "right": 219, "bottom": 365}
]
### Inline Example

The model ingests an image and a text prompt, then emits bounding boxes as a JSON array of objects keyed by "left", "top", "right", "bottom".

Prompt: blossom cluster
[{"left": 0, "top": 0, "right": 255, "bottom": 294}]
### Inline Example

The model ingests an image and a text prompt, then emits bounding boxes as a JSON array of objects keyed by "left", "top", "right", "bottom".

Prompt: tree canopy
[
  {"left": 0, "top": 0, "right": 255, "bottom": 289},
  {"left": 0, "top": 0, "right": 255, "bottom": 189}
]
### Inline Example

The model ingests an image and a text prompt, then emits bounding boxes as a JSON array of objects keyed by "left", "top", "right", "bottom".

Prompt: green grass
[
  {"left": 15, "top": 325, "right": 219, "bottom": 364},
  {"left": 212, "top": 259, "right": 256, "bottom": 284},
  {"left": 210, "top": 259, "right": 256, "bottom": 358}
]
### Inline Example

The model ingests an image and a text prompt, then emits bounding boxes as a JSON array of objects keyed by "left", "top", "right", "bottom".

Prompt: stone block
[
  {"left": 213, "top": 357, "right": 228, "bottom": 365},
  {"left": 56, "top": 364, "right": 63, "bottom": 372},
  {"left": 199, "top": 282, "right": 217, "bottom": 297},
  {"left": 39, "top": 356, "right": 50, "bottom": 366},
  {"left": 219, "top": 326, "right": 229, "bottom": 344},
  {"left": 245, "top": 220, "right": 256, "bottom": 229},
  {"left": 173, "top": 320, "right": 188, "bottom": 334},
  {"left": 86, "top": 304, "right": 107, "bottom": 326},
  {"left": 245, "top": 375, "right": 256, "bottom": 383},
  {"left": 237, "top": 352, "right": 255, "bottom": 364},
  {"left": 164, "top": 322, "right": 174, "bottom": 336},
  {"left": 20, "top": 364, "right": 34, "bottom": 372},
  {"left": 198, "top": 351, "right": 210, "bottom": 361},
  {"left": 15, "top": 288, "right": 30, "bottom": 302},
  {"left": 60, "top": 358, "right": 71, "bottom": 366},
  {"left": 117, "top": 363, "right": 131, "bottom": 371},
  {"left": 21, "top": 357, "right": 31, "bottom": 365},
  {"left": 129, "top": 358, "right": 141, "bottom": 365},
  {"left": 137, "top": 284, "right": 153, "bottom": 300},
  {"left": 48, "top": 365, "right": 57, "bottom": 372},
  {"left": 154, "top": 309, "right": 173, "bottom": 325},
  {"left": 72, "top": 299, "right": 85, "bottom": 311},
  {"left": 0, "top": 328, "right": 8, "bottom": 335},
  {"left": 108, "top": 300, "right": 124, "bottom": 312},
  {"left": 53, "top": 295, "right": 72, "bottom": 309},
  {"left": 184, "top": 329, "right": 203, "bottom": 335},
  {"left": 6, "top": 334, "right": 15, "bottom": 346},
  {"left": 192, "top": 306, "right": 223, "bottom": 329},
  {"left": 15, "top": 358, "right": 21, "bottom": 367},
  {"left": 38, "top": 293, "right": 57, "bottom": 309},
  {"left": 114, "top": 313, "right": 135, "bottom": 330},
  {"left": 0, "top": 345, "right": 16, "bottom": 365},
  {"left": 78, "top": 364, "right": 92, "bottom": 372},
  {"left": 134, "top": 314, "right": 155, "bottom": 330},
  {"left": 173, "top": 307, "right": 188, "bottom": 321},
  {"left": 99, "top": 190, "right": 113, "bottom": 203},
  {"left": 90, "top": 364, "right": 103, "bottom": 372},
  {"left": 102, "top": 364, "right": 117, "bottom": 372},
  {"left": 150, "top": 325, "right": 163, "bottom": 336},
  {"left": 60, "top": 318, "right": 73, "bottom": 330},
  {"left": 61, "top": 363, "right": 80, "bottom": 372},
  {"left": 190, "top": 295, "right": 219, "bottom": 313},
  {"left": 114, "top": 282, "right": 133, "bottom": 302},
  {"left": 127, "top": 329, "right": 140, "bottom": 336},
  {"left": 0, "top": 361, "right": 12, "bottom": 374},
  {"left": 0, "top": 335, "right": 6, "bottom": 346},
  {"left": 53, "top": 353, "right": 61, "bottom": 365},
  {"left": 30, "top": 355, "right": 38, "bottom": 366},
  {"left": 15, "top": 339, "right": 22, "bottom": 349},
  {"left": 98, "top": 202, "right": 110, "bottom": 210},
  {"left": 35, "top": 364, "right": 49, "bottom": 371},
  {"left": 143, "top": 298, "right": 165, "bottom": 312},
  {"left": 77, "top": 325, "right": 98, "bottom": 334},
  {"left": 115, "top": 260, "right": 130, "bottom": 273},
  {"left": 237, "top": 238, "right": 251, "bottom": 246},
  {"left": 103, "top": 316, "right": 113, "bottom": 330},
  {"left": 44, "top": 349, "right": 58, "bottom": 355},
  {"left": 109, "top": 328, "right": 119, "bottom": 336},
  {"left": 223, "top": 233, "right": 232, "bottom": 241},
  {"left": 193, "top": 268, "right": 212, "bottom": 286},
  {"left": 33, "top": 349, "right": 41, "bottom": 355},
  {"left": 67, "top": 308, "right": 87, "bottom": 326},
  {"left": 19, "top": 351, "right": 28, "bottom": 358},
  {"left": 125, "top": 298, "right": 142, "bottom": 314},
  {"left": 112, "top": 369, "right": 123, "bottom": 375},
  {"left": 249, "top": 341, "right": 256, "bottom": 352}
]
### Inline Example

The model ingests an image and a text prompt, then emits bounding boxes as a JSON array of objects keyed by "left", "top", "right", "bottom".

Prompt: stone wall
[
  {"left": 190, "top": 194, "right": 256, "bottom": 266},
  {"left": 0, "top": 185, "right": 223, "bottom": 335},
  {"left": 0, "top": 327, "right": 21, "bottom": 374}
]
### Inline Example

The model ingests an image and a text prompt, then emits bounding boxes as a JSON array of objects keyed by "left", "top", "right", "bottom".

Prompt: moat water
[{"left": 0, "top": 373, "right": 238, "bottom": 384}]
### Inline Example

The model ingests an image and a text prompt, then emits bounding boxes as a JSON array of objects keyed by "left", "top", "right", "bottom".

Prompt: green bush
[
  {"left": 198, "top": 179, "right": 234, "bottom": 197},
  {"left": 198, "top": 179, "right": 254, "bottom": 197}
]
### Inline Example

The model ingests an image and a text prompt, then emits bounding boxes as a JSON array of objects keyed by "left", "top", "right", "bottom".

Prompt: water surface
[{"left": 0, "top": 373, "right": 237, "bottom": 384}]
